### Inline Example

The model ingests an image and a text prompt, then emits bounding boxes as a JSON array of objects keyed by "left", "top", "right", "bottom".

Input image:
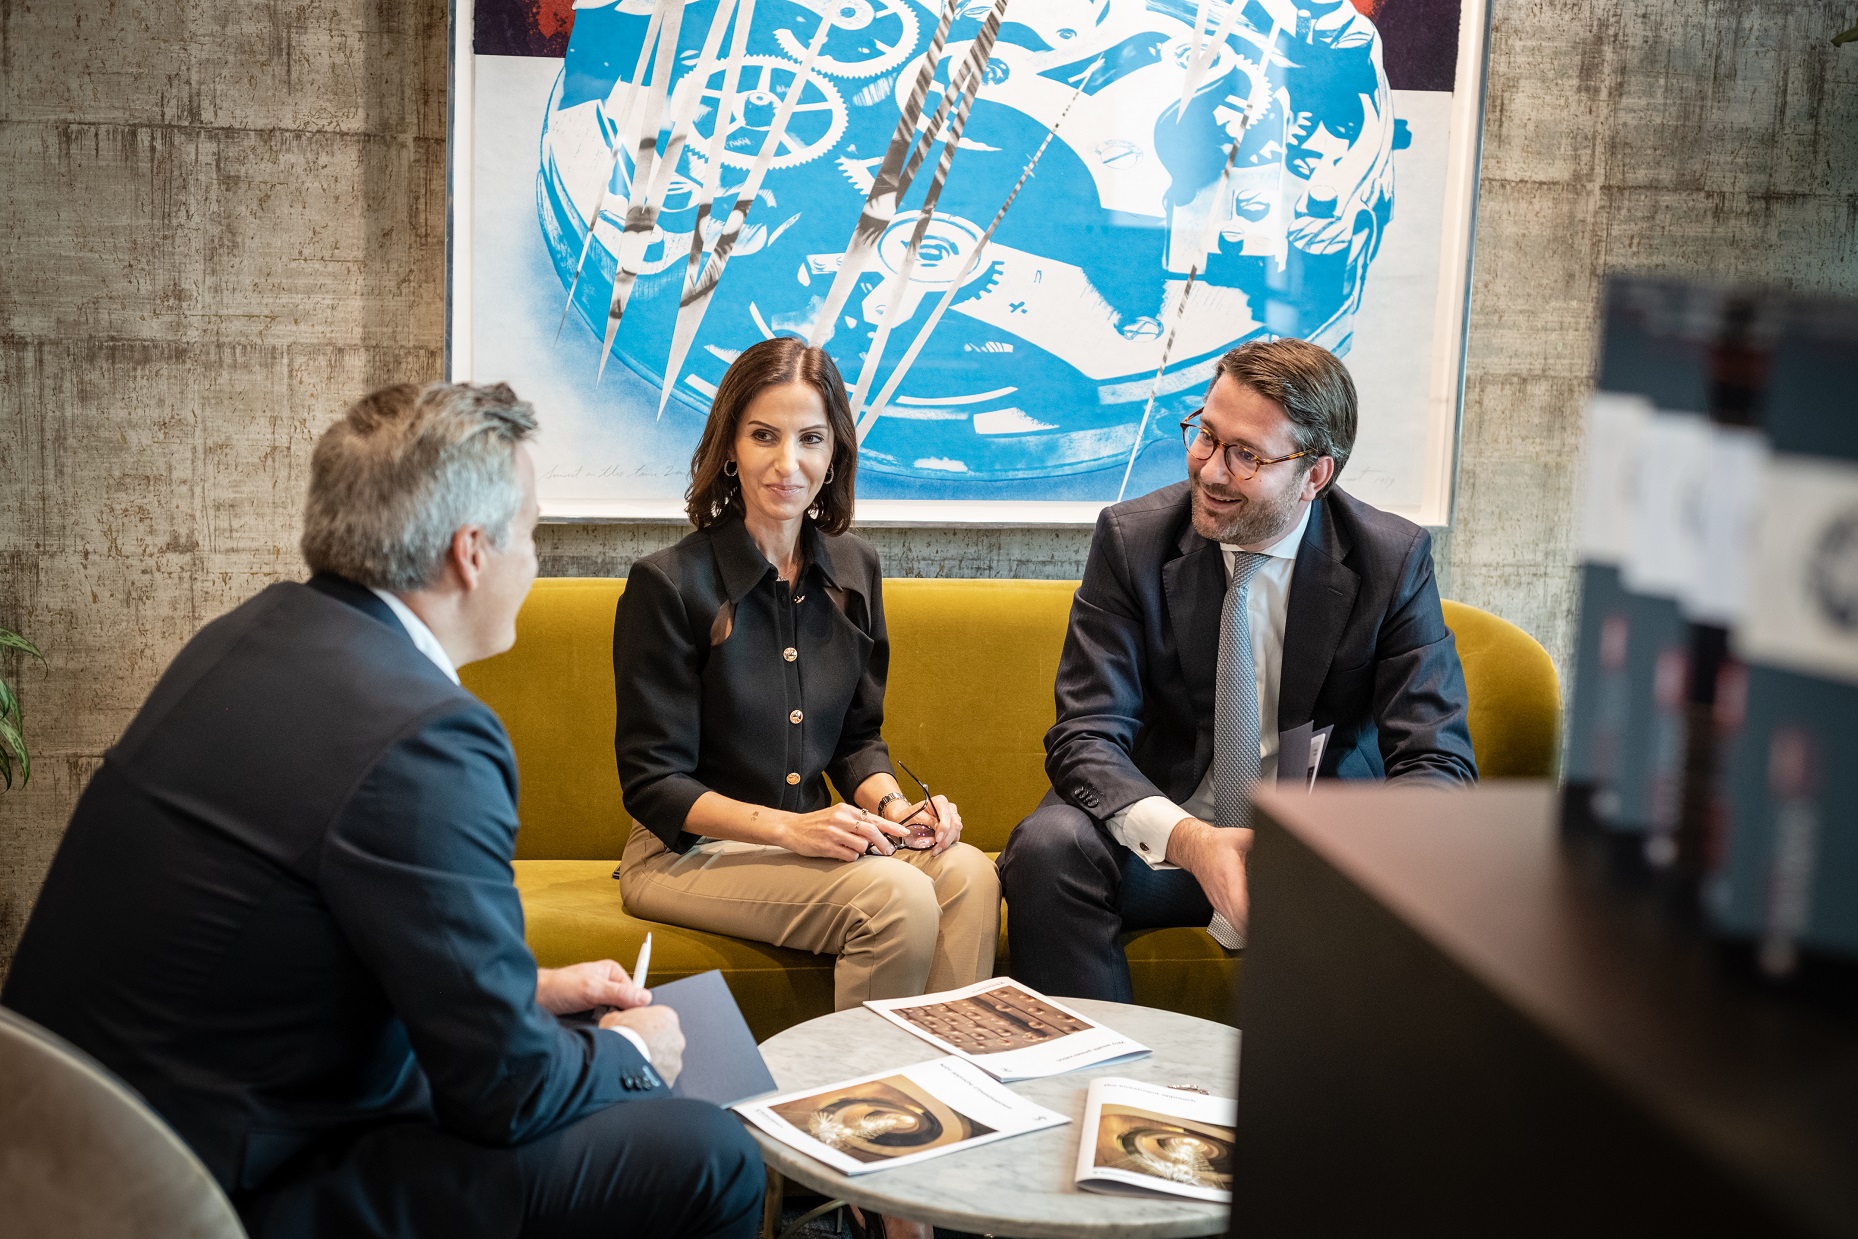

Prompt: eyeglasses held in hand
[
  {"left": 895, "top": 761, "right": 940, "bottom": 850},
  {"left": 1180, "top": 410, "right": 1310, "bottom": 481}
]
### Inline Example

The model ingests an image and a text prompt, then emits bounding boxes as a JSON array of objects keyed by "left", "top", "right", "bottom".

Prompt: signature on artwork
[{"left": 543, "top": 463, "right": 687, "bottom": 480}]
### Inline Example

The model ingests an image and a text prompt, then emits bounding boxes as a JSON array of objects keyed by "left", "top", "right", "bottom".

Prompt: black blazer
[
  {"left": 1046, "top": 483, "right": 1477, "bottom": 821},
  {"left": 2, "top": 575, "right": 661, "bottom": 1195},
  {"left": 614, "top": 514, "right": 893, "bottom": 852}
]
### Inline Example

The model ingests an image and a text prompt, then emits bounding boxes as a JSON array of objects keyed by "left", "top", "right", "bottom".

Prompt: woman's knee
[
  {"left": 858, "top": 856, "right": 941, "bottom": 921},
  {"left": 848, "top": 857, "right": 942, "bottom": 956},
  {"left": 615, "top": 864, "right": 673, "bottom": 925},
  {"left": 934, "top": 841, "right": 1001, "bottom": 902},
  {"left": 614, "top": 865, "right": 645, "bottom": 914}
]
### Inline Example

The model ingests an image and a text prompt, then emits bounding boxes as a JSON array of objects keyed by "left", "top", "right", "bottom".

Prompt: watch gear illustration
[
  {"left": 684, "top": 54, "right": 850, "bottom": 170},
  {"left": 540, "top": 0, "right": 1404, "bottom": 486},
  {"left": 774, "top": 0, "right": 922, "bottom": 79}
]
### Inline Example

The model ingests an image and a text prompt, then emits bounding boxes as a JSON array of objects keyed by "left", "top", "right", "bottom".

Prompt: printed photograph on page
[
  {"left": 1091, "top": 1104, "right": 1235, "bottom": 1195},
  {"left": 769, "top": 1073, "right": 994, "bottom": 1164}
]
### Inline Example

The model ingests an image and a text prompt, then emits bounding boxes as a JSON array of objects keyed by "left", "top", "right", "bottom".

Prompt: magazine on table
[
  {"left": 733, "top": 1057, "right": 1068, "bottom": 1177},
  {"left": 1073, "top": 1076, "right": 1236, "bottom": 1203},
  {"left": 863, "top": 978, "right": 1150, "bottom": 1081}
]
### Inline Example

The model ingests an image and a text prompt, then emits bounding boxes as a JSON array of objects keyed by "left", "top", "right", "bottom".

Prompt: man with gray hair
[
  {"left": 999, "top": 338, "right": 1477, "bottom": 1001},
  {"left": 4, "top": 382, "right": 764, "bottom": 1238}
]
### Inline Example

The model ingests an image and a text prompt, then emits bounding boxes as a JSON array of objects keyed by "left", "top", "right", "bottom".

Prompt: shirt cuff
[
  {"left": 1106, "top": 796, "right": 1190, "bottom": 871},
  {"left": 604, "top": 1025, "right": 653, "bottom": 1066}
]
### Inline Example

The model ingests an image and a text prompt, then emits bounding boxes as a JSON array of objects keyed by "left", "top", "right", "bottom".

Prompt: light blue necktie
[{"left": 1208, "top": 550, "right": 1269, "bottom": 949}]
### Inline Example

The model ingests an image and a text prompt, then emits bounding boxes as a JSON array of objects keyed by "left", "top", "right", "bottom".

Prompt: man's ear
[
  {"left": 1300, "top": 456, "right": 1335, "bottom": 502},
  {"left": 446, "top": 525, "right": 490, "bottom": 592}
]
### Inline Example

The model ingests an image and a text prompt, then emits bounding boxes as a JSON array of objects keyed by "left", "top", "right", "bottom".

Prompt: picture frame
[{"left": 447, "top": 0, "right": 1490, "bottom": 526}]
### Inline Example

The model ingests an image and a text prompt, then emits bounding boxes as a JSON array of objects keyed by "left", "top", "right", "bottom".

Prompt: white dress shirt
[
  {"left": 1107, "top": 501, "right": 1312, "bottom": 870},
  {"left": 369, "top": 587, "right": 655, "bottom": 1066},
  {"left": 368, "top": 588, "right": 460, "bottom": 685}
]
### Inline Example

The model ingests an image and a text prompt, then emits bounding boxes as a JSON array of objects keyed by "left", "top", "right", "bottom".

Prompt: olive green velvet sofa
[{"left": 460, "top": 578, "right": 1560, "bottom": 1040}]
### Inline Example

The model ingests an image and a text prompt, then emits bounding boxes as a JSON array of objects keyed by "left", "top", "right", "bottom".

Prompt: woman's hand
[
  {"left": 777, "top": 803, "right": 909, "bottom": 861},
  {"left": 895, "top": 795, "right": 963, "bottom": 855},
  {"left": 926, "top": 795, "right": 963, "bottom": 854}
]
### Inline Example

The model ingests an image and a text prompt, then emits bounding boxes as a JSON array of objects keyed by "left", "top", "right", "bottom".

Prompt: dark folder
[
  {"left": 1277, "top": 722, "right": 1332, "bottom": 790},
  {"left": 648, "top": 969, "right": 778, "bottom": 1107}
]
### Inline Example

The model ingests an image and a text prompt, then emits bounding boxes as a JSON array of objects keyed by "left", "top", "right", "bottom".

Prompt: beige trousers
[{"left": 618, "top": 825, "right": 1001, "bottom": 1010}]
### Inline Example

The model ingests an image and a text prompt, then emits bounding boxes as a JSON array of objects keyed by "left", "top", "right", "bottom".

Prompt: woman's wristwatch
[{"left": 874, "top": 791, "right": 908, "bottom": 820}]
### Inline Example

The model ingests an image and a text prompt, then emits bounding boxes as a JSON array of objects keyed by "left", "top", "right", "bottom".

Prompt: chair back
[{"left": 0, "top": 1005, "right": 246, "bottom": 1238}]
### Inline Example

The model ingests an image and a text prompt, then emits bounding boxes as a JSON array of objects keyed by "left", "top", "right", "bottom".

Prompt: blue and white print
[{"left": 460, "top": 0, "right": 1480, "bottom": 519}]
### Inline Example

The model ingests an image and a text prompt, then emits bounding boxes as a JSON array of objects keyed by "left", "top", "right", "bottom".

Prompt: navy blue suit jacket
[
  {"left": 1046, "top": 483, "right": 1477, "bottom": 822},
  {"left": 2, "top": 575, "right": 661, "bottom": 1194}
]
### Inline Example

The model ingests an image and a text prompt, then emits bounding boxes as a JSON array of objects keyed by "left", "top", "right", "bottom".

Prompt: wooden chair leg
[{"left": 759, "top": 1166, "right": 785, "bottom": 1239}]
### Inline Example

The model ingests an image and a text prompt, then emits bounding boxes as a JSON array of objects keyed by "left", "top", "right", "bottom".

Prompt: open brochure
[
  {"left": 733, "top": 1057, "right": 1067, "bottom": 1177},
  {"left": 863, "top": 978, "right": 1150, "bottom": 1081},
  {"left": 1074, "top": 1076, "right": 1236, "bottom": 1203}
]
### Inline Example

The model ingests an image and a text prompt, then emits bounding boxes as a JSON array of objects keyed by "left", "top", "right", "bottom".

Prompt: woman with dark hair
[{"left": 613, "top": 337, "right": 999, "bottom": 1028}]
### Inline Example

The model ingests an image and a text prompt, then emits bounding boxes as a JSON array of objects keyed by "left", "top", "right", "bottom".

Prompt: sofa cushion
[
  {"left": 1438, "top": 600, "right": 1561, "bottom": 778},
  {"left": 996, "top": 893, "right": 1239, "bottom": 1025},
  {"left": 473, "top": 580, "right": 1556, "bottom": 1040},
  {"left": 521, "top": 860, "right": 1236, "bottom": 1034},
  {"left": 877, "top": 579, "right": 1075, "bottom": 852},
  {"left": 463, "top": 583, "right": 1560, "bottom": 863},
  {"left": 514, "top": 860, "right": 834, "bottom": 1042},
  {"left": 1122, "top": 928, "right": 1241, "bottom": 1025},
  {"left": 464, "top": 580, "right": 629, "bottom": 860},
  {"left": 461, "top": 577, "right": 1079, "bottom": 859}
]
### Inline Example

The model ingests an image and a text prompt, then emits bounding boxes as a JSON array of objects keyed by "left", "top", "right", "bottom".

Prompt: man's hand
[
  {"left": 1165, "top": 819, "right": 1252, "bottom": 942},
  {"left": 536, "top": 960, "right": 651, "bottom": 1015},
  {"left": 600, "top": 1006, "right": 686, "bottom": 1086}
]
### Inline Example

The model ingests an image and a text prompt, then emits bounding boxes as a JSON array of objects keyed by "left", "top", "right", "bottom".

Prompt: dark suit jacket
[
  {"left": 1046, "top": 483, "right": 1476, "bottom": 821},
  {"left": 2, "top": 575, "right": 661, "bottom": 1195},
  {"left": 614, "top": 513, "right": 893, "bottom": 852}
]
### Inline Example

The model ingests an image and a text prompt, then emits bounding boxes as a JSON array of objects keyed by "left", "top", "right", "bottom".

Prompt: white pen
[{"left": 632, "top": 933, "right": 652, "bottom": 993}]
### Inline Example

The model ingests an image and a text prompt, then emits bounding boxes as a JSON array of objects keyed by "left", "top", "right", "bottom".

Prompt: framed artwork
[{"left": 449, "top": 0, "right": 1489, "bottom": 524}]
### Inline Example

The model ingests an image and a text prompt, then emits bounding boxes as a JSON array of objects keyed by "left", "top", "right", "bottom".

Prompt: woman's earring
[
  {"left": 824, "top": 465, "right": 835, "bottom": 484},
  {"left": 723, "top": 460, "right": 738, "bottom": 477}
]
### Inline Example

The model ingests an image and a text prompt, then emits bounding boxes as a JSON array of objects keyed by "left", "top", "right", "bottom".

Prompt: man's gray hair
[
  {"left": 1212, "top": 338, "right": 1357, "bottom": 497},
  {"left": 301, "top": 382, "right": 538, "bottom": 592}
]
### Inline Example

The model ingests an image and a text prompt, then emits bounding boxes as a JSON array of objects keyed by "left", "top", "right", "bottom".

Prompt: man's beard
[{"left": 1190, "top": 472, "right": 1305, "bottom": 546}]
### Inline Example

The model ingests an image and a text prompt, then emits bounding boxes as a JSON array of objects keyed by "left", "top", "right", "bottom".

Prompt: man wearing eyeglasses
[{"left": 998, "top": 337, "right": 1477, "bottom": 1001}]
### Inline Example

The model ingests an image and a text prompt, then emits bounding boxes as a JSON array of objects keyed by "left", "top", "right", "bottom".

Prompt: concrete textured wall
[{"left": 2, "top": 0, "right": 1855, "bottom": 970}]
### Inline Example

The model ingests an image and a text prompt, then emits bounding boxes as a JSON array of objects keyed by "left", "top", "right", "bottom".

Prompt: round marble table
[{"left": 750, "top": 999, "right": 1237, "bottom": 1239}]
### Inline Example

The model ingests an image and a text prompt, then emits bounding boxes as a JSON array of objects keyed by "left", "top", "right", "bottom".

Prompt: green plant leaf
[
  {"left": 0, "top": 627, "right": 39, "bottom": 792},
  {"left": 0, "top": 629, "right": 44, "bottom": 662},
  {"left": 0, "top": 713, "right": 25, "bottom": 790},
  {"left": 1837, "top": 22, "right": 1858, "bottom": 46}
]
